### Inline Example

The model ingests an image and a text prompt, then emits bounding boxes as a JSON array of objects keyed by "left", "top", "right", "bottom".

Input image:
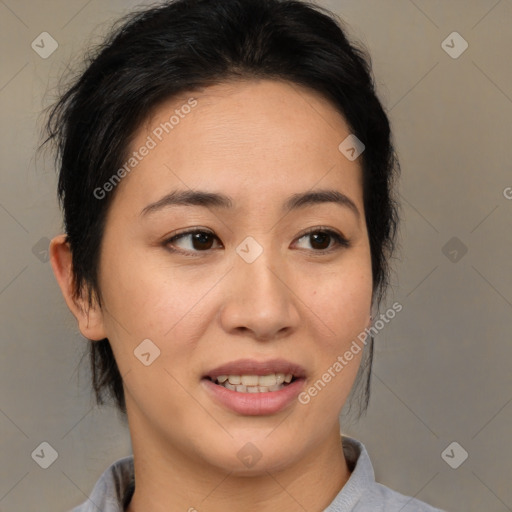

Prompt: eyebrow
[{"left": 140, "top": 188, "right": 360, "bottom": 220}]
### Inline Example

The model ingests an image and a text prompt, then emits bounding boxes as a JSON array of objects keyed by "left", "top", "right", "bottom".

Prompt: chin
[{"left": 197, "top": 431, "right": 305, "bottom": 475}]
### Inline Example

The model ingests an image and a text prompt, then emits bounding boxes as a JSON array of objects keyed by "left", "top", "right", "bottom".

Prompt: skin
[{"left": 50, "top": 79, "right": 373, "bottom": 512}]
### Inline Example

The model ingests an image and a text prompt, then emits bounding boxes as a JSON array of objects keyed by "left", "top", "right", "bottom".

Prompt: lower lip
[{"left": 201, "top": 378, "right": 306, "bottom": 416}]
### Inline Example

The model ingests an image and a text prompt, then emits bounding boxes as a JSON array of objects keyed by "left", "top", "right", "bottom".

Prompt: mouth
[{"left": 201, "top": 358, "right": 307, "bottom": 413}]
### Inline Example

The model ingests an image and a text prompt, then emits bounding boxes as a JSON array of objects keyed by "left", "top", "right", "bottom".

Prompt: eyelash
[{"left": 163, "top": 226, "right": 351, "bottom": 256}]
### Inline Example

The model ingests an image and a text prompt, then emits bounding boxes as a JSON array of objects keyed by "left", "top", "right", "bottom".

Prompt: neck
[{"left": 125, "top": 423, "right": 351, "bottom": 512}]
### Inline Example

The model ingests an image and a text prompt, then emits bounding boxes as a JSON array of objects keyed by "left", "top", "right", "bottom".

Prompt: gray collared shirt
[{"left": 69, "top": 436, "right": 445, "bottom": 511}]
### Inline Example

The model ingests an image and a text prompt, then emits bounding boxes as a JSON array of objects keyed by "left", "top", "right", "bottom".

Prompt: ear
[{"left": 49, "top": 234, "right": 107, "bottom": 341}]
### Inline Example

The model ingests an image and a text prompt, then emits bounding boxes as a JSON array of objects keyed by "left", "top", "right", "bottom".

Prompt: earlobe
[{"left": 49, "top": 234, "right": 107, "bottom": 341}]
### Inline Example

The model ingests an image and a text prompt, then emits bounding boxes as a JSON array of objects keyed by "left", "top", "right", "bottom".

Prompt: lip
[
  {"left": 203, "top": 358, "right": 307, "bottom": 379},
  {"left": 201, "top": 377, "right": 306, "bottom": 416},
  {"left": 201, "top": 358, "right": 307, "bottom": 415}
]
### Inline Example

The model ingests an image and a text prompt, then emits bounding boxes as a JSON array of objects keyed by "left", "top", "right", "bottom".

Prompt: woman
[{"left": 45, "top": 0, "right": 444, "bottom": 510}]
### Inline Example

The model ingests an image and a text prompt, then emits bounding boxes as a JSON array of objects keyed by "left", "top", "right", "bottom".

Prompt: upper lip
[{"left": 203, "top": 358, "right": 307, "bottom": 379}]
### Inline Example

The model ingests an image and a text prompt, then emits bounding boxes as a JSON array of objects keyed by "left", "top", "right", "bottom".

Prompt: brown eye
[
  {"left": 188, "top": 232, "right": 215, "bottom": 250},
  {"left": 165, "top": 229, "right": 222, "bottom": 253},
  {"left": 294, "top": 228, "right": 350, "bottom": 252},
  {"left": 309, "top": 232, "right": 331, "bottom": 250}
]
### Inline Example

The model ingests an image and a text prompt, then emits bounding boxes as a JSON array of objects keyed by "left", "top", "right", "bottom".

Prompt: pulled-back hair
[{"left": 44, "top": 0, "right": 400, "bottom": 419}]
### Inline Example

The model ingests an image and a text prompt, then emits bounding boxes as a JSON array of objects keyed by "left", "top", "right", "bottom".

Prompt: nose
[{"left": 218, "top": 248, "right": 301, "bottom": 341}]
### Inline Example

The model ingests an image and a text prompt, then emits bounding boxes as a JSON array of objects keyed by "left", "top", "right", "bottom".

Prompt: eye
[
  {"left": 163, "top": 226, "right": 350, "bottom": 256},
  {"left": 164, "top": 228, "right": 222, "bottom": 253},
  {"left": 294, "top": 228, "right": 350, "bottom": 252}
]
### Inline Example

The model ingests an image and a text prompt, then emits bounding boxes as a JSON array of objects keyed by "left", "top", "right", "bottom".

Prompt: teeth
[
  {"left": 213, "top": 372, "right": 298, "bottom": 393},
  {"left": 241, "top": 375, "right": 259, "bottom": 386},
  {"left": 218, "top": 373, "right": 295, "bottom": 387},
  {"left": 258, "top": 374, "right": 277, "bottom": 387}
]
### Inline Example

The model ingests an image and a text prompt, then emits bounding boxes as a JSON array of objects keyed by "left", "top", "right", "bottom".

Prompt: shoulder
[
  {"left": 355, "top": 481, "right": 445, "bottom": 511},
  {"left": 324, "top": 436, "right": 445, "bottom": 512},
  {"left": 67, "top": 455, "right": 134, "bottom": 512}
]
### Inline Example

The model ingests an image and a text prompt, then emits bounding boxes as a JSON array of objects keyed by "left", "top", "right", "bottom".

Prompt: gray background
[{"left": 1, "top": 1, "right": 511, "bottom": 511}]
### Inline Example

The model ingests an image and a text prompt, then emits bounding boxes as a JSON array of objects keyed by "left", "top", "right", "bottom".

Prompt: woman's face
[{"left": 94, "top": 79, "right": 372, "bottom": 473}]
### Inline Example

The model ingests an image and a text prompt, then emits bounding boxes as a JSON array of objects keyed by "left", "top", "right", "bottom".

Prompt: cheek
[
  {"left": 298, "top": 265, "right": 372, "bottom": 411},
  {"left": 100, "top": 250, "right": 224, "bottom": 353},
  {"left": 306, "top": 260, "right": 373, "bottom": 346}
]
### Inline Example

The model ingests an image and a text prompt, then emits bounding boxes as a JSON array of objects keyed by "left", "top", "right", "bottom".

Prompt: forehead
[{"left": 112, "top": 79, "right": 363, "bottom": 214}]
